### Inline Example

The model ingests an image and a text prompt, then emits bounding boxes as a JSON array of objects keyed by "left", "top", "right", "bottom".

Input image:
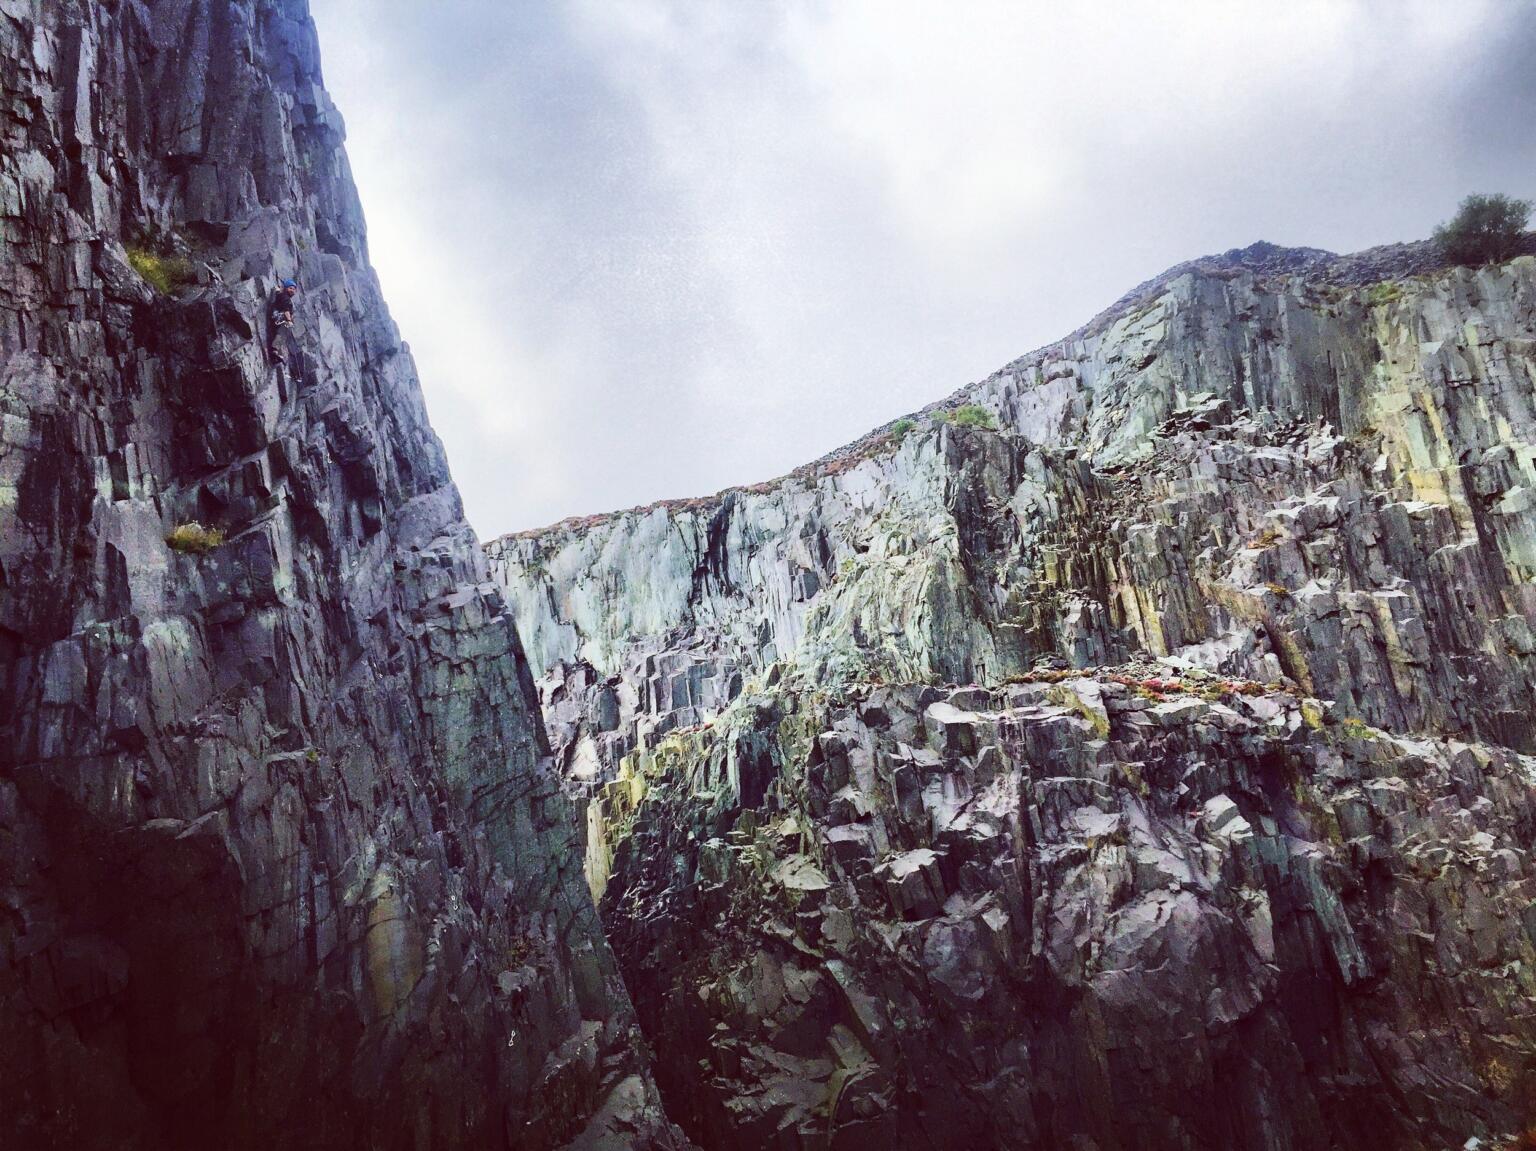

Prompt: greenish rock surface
[{"left": 489, "top": 242, "right": 1536, "bottom": 1149}]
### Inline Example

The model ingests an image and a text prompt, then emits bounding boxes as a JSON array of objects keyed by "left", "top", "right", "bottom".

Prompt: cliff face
[
  {"left": 0, "top": 3, "right": 680, "bottom": 1148},
  {"left": 491, "top": 246, "right": 1536, "bottom": 770},
  {"left": 5, "top": 2, "right": 1534, "bottom": 1146},
  {"left": 489, "top": 245, "right": 1536, "bottom": 1148}
]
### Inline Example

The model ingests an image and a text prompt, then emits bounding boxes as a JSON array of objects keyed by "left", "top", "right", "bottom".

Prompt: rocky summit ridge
[{"left": 487, "top": 230, "right": 1536, "bottom": 1148}]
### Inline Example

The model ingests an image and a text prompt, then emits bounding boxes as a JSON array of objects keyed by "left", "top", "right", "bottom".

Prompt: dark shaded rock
[{"left": 0, "top": 3, "right": 683, "bottom": 1148}]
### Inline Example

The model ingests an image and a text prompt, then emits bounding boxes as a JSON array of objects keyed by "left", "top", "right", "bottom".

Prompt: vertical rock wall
[
  {"left": 591, "top": 677, "right": 1536, "bottom": 1150},
  {"left": 489, "top": 244, "right": 1536, "bottom": 1148},
  {"left": 491, "top": 249, "right": 1536, "bottom": 784},
  {"left": 0, "top": 2, "right": 679, "bottom": 1147}
]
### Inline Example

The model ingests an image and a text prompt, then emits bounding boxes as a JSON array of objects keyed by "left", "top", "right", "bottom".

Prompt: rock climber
[{"left": 269, "top": 277, "right": 298, "bottom": 362}]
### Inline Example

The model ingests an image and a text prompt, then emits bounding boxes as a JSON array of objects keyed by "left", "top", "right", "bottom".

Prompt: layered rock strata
[
  {"left": 489, "top": 245, "right": 1536, "bottom": 1147},
  {"left": 0, "top": 2, "right": 679, "bottom": 1147},
  {"left": 491, "top": 249, "right": 1536, "bottom": 774},
  {"left": 597, "top": 673, "right": 1536, "bottom": 1148}
]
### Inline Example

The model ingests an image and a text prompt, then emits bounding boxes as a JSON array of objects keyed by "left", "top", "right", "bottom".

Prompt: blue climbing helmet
[{"left": 281, "top": 278, "right": 298, "bottom": 291}]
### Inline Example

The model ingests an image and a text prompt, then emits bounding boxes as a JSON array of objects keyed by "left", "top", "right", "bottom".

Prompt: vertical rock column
[{"left": 0, "top": 2, "right": 679, "bottom": 1148}]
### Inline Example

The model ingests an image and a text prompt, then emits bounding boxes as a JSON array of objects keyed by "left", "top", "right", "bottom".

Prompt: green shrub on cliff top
[{"left": 1433, "top": 193, "right": 1531, "bottom": 267}]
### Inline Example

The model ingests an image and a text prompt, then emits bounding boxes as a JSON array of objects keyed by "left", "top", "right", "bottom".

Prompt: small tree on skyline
[{"left": 1433, "top": 193, "right": 1532, "bottom": 266}]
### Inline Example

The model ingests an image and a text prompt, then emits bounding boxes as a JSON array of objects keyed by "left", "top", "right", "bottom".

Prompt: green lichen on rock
[
  {"left": 165, "top": 520, "right": 225, "bottom": 553},
  {"left": 126, "top": 245, "right": 196, "bottom": 294}
]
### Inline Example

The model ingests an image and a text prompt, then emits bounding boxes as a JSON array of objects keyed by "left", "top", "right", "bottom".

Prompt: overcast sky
[{"left": 307, "top": 0, "right": 1536, "bottom": 537}]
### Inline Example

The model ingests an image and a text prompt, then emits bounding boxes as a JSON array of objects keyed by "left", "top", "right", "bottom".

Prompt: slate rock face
[
  {"left": 0, "top": 2, "right": 680, "bottom": 1148},
  {"left": 594, "top": 676, "right": 1536, "bottom": 1149},
  {"left": 490, "top": 244, "right": 1536, "bottom": 1148},
  {"left": 491, "top": 251, "right": 1536, "bottom": 772}
]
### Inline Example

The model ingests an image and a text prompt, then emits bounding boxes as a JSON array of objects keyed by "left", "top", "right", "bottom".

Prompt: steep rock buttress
[
  {"left": 489, "top": 244, "right": 1536, "bottom": 1148},
  {"left": 0, "top": 3, "right": 682, "bottom": 1148}
]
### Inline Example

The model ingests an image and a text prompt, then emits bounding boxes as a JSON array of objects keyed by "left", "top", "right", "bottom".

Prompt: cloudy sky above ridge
[{"left": 308, "top": 0, "right": 1536, "bottom": 537}]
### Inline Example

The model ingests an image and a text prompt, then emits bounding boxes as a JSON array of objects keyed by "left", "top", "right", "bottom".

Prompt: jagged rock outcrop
[
  {"left": 491, "top": 247, "right": 1536, "bottom": 772},
  {"left": 597, "top": 673, "right": 1536, "bottom": 1148},
  {"left": 489, "top": 243, "right": 1536, "bottom": 1147},
  {"left": 0, "top": 3, "right": 682, "bottom": 1148}
]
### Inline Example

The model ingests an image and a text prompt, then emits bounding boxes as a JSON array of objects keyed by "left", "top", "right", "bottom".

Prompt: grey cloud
[{"left": 310, "top": 0, "right": 1532, "bottom": 535}]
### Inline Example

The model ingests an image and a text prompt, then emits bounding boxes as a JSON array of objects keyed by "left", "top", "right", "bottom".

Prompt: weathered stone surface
[
  {"left": 490, "top": 241, "right": 1536, "bottom": 1147},
  {"left": 491, "top": 247, "right": 1536, "bottom": 771},
  {"left": 6, "top": 0, "right": 1535, "bottom": 1144},
  {"left": 0, "top": 3, "right": 682, "bottom": 1148},
  {"left": 586, "top": 676, "right": 1536, "bottom": 1150}
]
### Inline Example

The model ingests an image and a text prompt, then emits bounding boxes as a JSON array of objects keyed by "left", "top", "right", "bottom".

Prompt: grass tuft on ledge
[
  {"left": 166, "top": 521, "right": 225, "bottom": 553},
  {"left": 936, "top": 404, "right": 997, "bottom": 430}
]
